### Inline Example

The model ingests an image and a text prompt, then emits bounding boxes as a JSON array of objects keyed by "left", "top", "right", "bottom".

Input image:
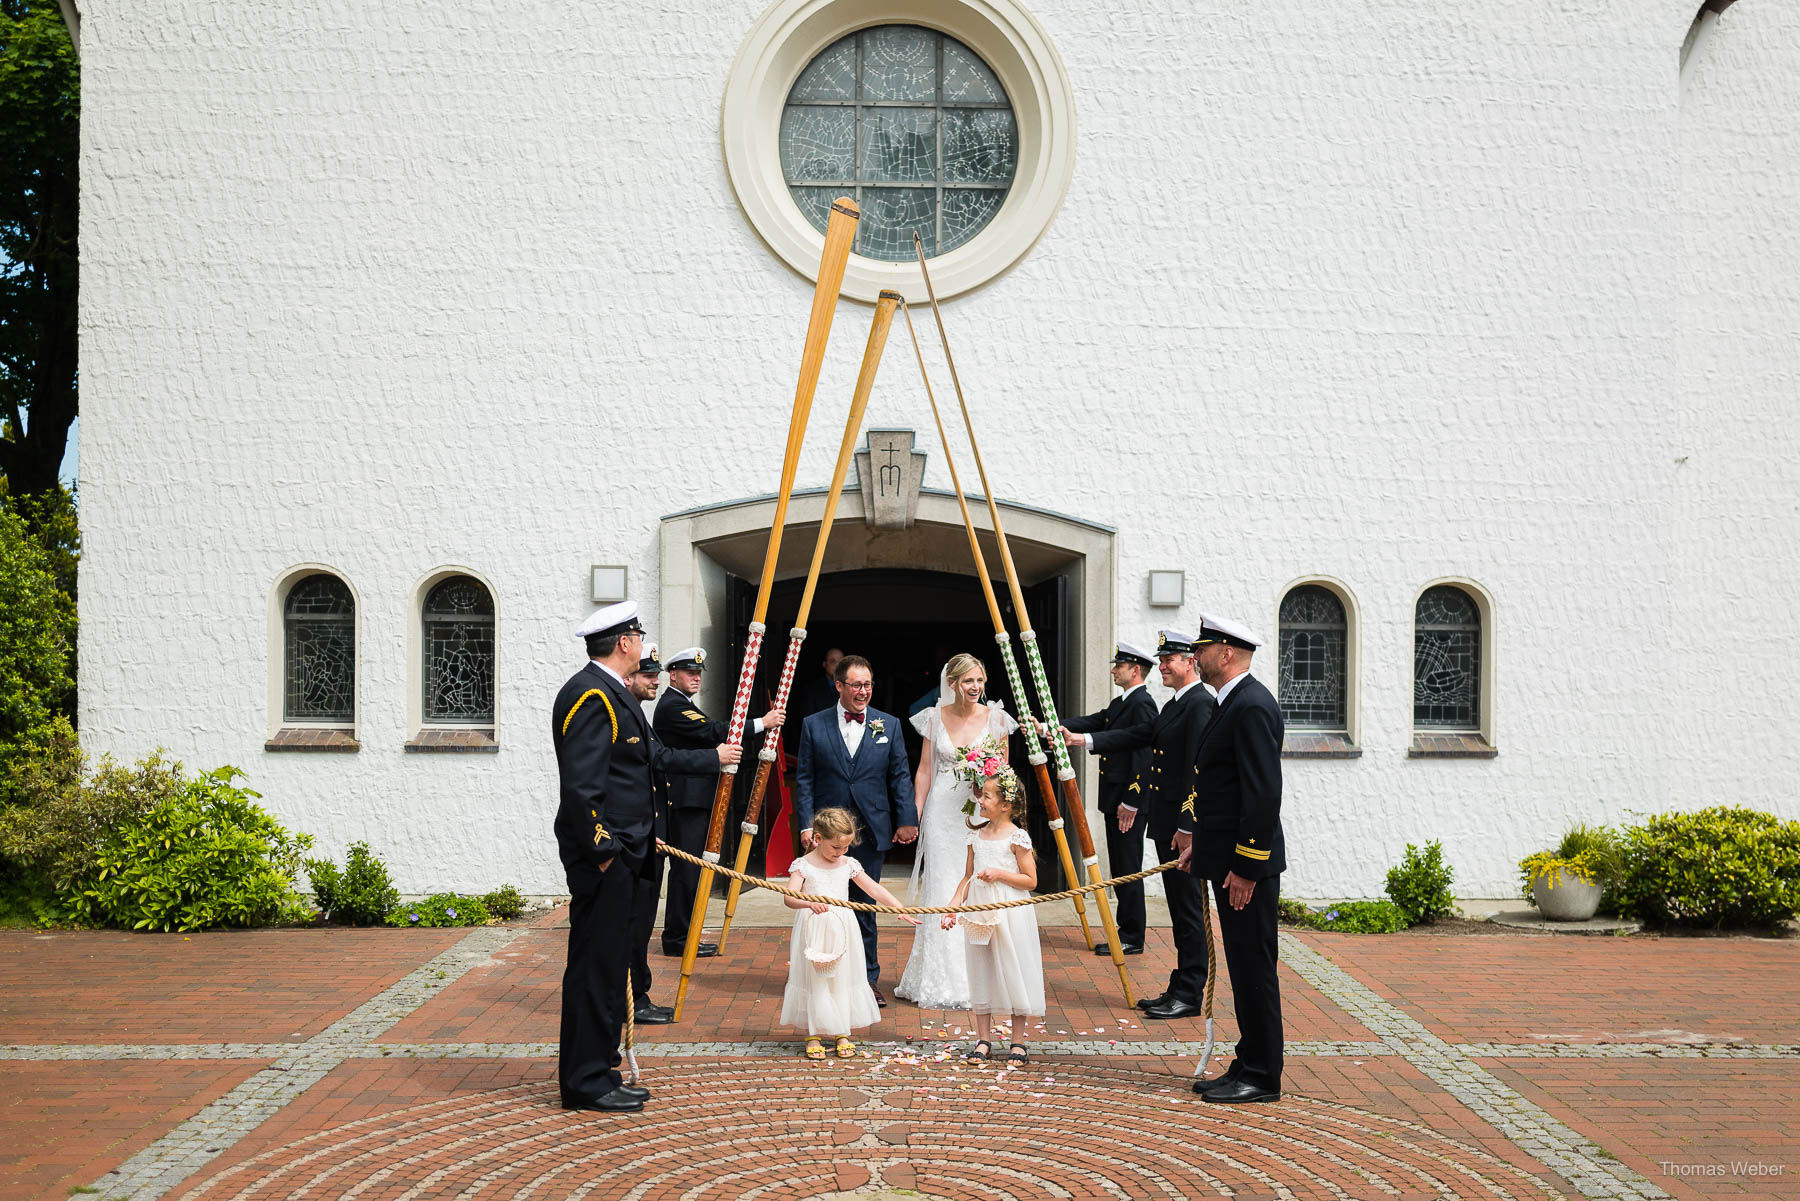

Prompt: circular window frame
[{"left": 723, "top": 0, "right": 1076, "bottom": 303}]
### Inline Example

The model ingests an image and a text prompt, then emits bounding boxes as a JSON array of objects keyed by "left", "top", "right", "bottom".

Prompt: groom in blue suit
[{"left": 794, "top": 654, "right": 918, "bottom": 1001}]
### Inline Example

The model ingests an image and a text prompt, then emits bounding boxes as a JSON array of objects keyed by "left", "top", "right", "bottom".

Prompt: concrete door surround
[{"left": 658, "top": 486, "right": 1116, "bottom": 801}]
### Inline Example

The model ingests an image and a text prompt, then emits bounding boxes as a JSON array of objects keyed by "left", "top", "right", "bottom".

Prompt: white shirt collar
[
  {"left": 1173, "top": 678, "right": 1205, "bottom": 701},
  {"left": 1215, "top": 670, "right": 1251, "bottom": 705},
  {"left": 591, "top": 659, "right": 628, "bottom": 688},
  {"left": 1120, "top": 682, "right": 1146, "bottom": 699}
]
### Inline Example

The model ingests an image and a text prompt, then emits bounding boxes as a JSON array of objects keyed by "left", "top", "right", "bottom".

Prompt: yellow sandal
[
  {"left": 834, "top": 1036, "right": 856, "bottom": 1059},
  {"left": 803, "top": 1038, "right": 826, "bottom": 1061}
]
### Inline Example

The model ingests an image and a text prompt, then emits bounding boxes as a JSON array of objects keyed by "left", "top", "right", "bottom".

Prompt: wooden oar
[
  {"left": 898, "top": 300, "right": 1094, "bottom": 944},
  {"left": 911, "top": 232, "right": 1135, "bottom": 1006},
  {"left": 673, "top": 198, "right": 858, "bottom": 1022},
  {"left": 716, "top": 291, "right": 902, "bottom": 953}
]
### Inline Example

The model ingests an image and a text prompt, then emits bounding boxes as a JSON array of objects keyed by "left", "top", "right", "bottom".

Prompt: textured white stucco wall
[{"left": 77, "top": 0, "right": 1799, "bottom": 896}]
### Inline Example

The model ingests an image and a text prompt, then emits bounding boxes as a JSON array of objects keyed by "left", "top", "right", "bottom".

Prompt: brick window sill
[
  {"left": 1408, "top": 732, "right": 1496, "bottom": 758},
  {"left": 405, "top": 729, "right": 499, "bottom": 753},
  {"left": 266, "top": 728, "right": 360, "bottom": 752},
  {"left": 1282, "top": 731, "right": 1361, "bottom": 759}
]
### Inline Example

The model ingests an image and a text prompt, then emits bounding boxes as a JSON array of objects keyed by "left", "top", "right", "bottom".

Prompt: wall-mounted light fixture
[
  {"left": 591, "top": 565, "right": 628, "bottom": 604},
  {"left": 1147, "top": 570, "right": 1184, "bottom": 608}
]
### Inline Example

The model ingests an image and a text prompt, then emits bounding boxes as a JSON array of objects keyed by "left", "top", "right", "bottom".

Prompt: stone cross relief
[{"left": 854, "top": 429, "right": 927, "bottom": 530}]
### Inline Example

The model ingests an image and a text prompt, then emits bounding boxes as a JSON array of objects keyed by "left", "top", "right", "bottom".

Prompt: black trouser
[
  {"left": 847, "top": 827, "right": 886, "bottom": 984},
  {"left": 1102, "top": 802, "right": 1147, "bottom": 944},
  {"left": 660, "top": 807, "right": 710, "bottom": 950},
  {"left": 1212, "top": 871, "right": 1283, "bottom": 1090},
  {"left": 1155, "top": 833, "right": 1209, "bottom": 1004},
  {"left": 630, "top": 850, "right": 663, "bottom": 1005},
  {"left": 560, "top": 857, "right": 636, "bottom": 1106}
]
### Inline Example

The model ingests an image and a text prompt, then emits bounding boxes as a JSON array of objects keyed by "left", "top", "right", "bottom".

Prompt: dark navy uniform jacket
[
  {"left": 1061, "top": 686, "right": 1159, "bottom": 814},
  {"left": 1088, "top": 684, "right": 1215, "bottom": 844},
  {"left": 552, "top": 662, "right": 654, "bottom": 870},
  {"left": 651, "top": 686, "right": 747, "bottom": 813},
  {"left": 1179, "top": 672, "right": 1286, "bottom": 881}
]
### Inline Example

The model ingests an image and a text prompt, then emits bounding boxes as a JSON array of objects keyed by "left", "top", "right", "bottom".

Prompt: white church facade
[{"left": 77, "top": 0, "right": 1800, "bottom": 896}]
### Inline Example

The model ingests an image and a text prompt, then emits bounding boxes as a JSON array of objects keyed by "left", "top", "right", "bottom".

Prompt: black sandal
[
  {"left": 1006, "top": 1043, "right": 1028, "bottom": 1066},
  {"left": 965, "top": 1040, "right": 992, "bottom": 1062}
]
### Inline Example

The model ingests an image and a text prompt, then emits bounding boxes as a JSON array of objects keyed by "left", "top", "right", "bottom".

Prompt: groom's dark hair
[{"left": 834, "top": 654, "right": 871, "bottom": 683}]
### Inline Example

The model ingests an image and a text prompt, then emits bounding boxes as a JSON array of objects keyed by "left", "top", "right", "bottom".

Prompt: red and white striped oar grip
[
  {"left": 763, "top": 629, "right": 809, "bottom": 761},
  {"left": 722, "top": 623, "right": 766, "bottom": 769}
]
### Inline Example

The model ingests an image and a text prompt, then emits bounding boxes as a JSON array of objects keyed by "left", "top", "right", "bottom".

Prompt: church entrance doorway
[{"left": 658, "top": 477, "right": 1117, "bottom": 894}]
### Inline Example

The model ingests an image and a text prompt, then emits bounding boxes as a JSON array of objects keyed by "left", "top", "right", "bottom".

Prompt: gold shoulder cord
[{"left": 561, "top": 689, "right": 619, "bottom": 742}]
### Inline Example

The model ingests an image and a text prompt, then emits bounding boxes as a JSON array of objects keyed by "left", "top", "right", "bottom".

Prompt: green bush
[
  {"left": 1385, "top": 840, "right": 1457, "bottom": 925},
  {"left": 1282, "top": 899, "right": 1408, "bottom": 934},
  {"left": 1612, "top": 806, "right": 1800, "bottom": 929},
  {"left": 481, "top": 883, "right": 526, "bottom": 921},
  {"left": 68, "top": 766, "right": 315, "bottom": 932},
  {"left": 388, "top": 892, "right": 491, "bottom": 928},
  {"left": 0, "top": 505, "right": 77, "bottom": 808},
  {"left": 1, "top": 720, "right": 183, "bottom": 892},
  {"left": 306, "top": 841, "right": 399, "bottom": 926}
]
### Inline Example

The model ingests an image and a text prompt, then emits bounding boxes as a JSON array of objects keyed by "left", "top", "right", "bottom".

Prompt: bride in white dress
[{"left": 895, "top": 653, "right": 1019, "bottom": 1010}]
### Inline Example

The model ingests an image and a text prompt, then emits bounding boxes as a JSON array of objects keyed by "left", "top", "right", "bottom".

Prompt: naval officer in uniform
[
  {"left": 1061, "top": 629, "right": 1216, "bottom": 1018},
  {"left": 551, "top": 600, "right": 656, "bottom": 1113},
  {"left": 652, "top": 646, "right": 783, "bottom": 957},
  {"left": 625, "top": 643, "right": 740, "bottom": 1025},
  {"left": 1176, "top": 614, "right": 1286, "bottom": 1104},
  {"left": 1055, "top": 641, "right": 1159, "bottom": 953}
]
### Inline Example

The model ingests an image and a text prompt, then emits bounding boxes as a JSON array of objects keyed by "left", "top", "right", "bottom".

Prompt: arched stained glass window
[
  {"left": 423, "top": 577, "right": 495, "bottom": 724},
  {"left": 1415, "top": 586, "right": 1480, "bottom": 729},
  {"left": 1277, "top": 586, "right": 1346, "bottom": 729},
  {"left": 284, "top": 574, "right": 356, "bottom": 723},
  {"left": 780, "top": 25, "right": 1017, "bottom": 260}
]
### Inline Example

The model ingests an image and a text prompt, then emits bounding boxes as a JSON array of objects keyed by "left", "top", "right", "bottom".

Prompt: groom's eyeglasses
[{"left": 842, "top": 682, "right": 874, "bottom": 692}]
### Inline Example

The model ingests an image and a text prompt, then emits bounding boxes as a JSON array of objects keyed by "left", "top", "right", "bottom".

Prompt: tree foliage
[{"left": 0, "top": 0, "right": 79, "bottom": 501}]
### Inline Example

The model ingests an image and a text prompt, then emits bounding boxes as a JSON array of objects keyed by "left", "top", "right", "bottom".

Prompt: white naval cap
[
  {"left": 575, "top": 599, "right": 645, "bottom": 640},
  {"left": 637, "top": 642, "right": 662, "bottom": 673},
  {"left": 1196, "top": 613, "right": 1263, "bottom": 651},
  {"left": 665, "top": 647, "right": 707, "bottom": 672},
  {"left": 1111, "top": 640, "right": 1156, "bottom": 668},
  {"left": 1155, "top": 628, "right": 1198, "bottom": 656}
]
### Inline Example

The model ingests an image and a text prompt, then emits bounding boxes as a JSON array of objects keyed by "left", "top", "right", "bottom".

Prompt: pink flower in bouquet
[
  {"left": 965, "top": 750, "right": 980, "bottom": 762},
  {"left": 983, "top": 757, "right": 1001, "bottom": 774}
]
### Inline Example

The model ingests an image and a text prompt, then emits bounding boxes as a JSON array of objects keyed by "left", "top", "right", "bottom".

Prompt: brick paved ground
[{"left": 2, "top": 909, "right": 1795, "bottom": 1201}]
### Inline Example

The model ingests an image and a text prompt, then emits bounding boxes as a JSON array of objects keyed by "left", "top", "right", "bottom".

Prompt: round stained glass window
[{"left": 780, "top": 25, "right": 1018, "bottom": 261}]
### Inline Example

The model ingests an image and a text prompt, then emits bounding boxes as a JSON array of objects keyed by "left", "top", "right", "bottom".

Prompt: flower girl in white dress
[
  {"left": 941, "top": 763, "right": 1044, "bottom": 1067},
  {"left": 779, "top": 809, "right": 919, "bottom": 1060}
]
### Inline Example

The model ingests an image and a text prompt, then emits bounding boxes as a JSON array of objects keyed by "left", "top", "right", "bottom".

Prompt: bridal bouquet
[{"left": 951, "top": 735, "right": 1012, "bottom": 820}]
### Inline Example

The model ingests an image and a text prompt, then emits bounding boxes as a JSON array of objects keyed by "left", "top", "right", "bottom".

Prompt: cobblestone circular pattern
[{"left": 174, "top": 1060, "right": 1572, "bottom": 1200}]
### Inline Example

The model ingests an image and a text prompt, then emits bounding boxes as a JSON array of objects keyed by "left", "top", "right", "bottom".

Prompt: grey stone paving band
[
  {"left": 12, "top": 1037, "right": 1796, "bottom": 1063},
  {"left": 1279, "top": 932, "right": 1670, "bottom": 1201},
  {"left": 85, "top": 926, "right": 523, "bottom": 1201}
]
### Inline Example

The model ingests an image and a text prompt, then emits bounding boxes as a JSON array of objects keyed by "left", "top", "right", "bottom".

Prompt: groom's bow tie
[{"left": 843, "top": 710, "right": 864, "bottom": 724}]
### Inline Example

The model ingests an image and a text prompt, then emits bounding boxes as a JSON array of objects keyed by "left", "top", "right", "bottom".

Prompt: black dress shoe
[
  {"left": 1136, "top": 991, "right": 1169, "bottom": 1012},
  {"left": 1191, "top": 1072, "right": 1240, "bottom": 1095},
  {"left": 563, "top": 1086, "right": 644, "bottom": 1112},
  {"left": 633, "top": 1003, "right": 673, "bottom": 1025},
  {"left": 661, "top": 943, "right": 717, "bottom": 958},
  {"left": 613, "top": 1083, "right": 652, "bottom": 1101},
  {"left": 871, "top": 986, "right": 887, "bottom": 1008},
  {"left": 1202, "top": 1079, "right": 1280, "bottom": 1104},
  {"left": 1143, "top": 997, "right": 1202, "bottom": 1020},
  {"left": 1094, "top": 941, "right": 1146, "bottom": 956}
]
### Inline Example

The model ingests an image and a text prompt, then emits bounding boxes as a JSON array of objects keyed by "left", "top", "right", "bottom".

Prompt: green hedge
[{"left": 1612, "top": 806, "right": 1800, "bottom": 929}]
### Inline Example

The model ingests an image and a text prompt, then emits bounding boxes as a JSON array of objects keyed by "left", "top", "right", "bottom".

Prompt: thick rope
[
  {"left": 657, "top": 840, "right": 1176, "bottom": 914},
  {"left": 1195, "top": 877, "right": 1219, "bottom": 1078}
]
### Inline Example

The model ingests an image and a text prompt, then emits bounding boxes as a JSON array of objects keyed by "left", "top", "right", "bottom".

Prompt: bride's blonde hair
[{"left": 944, "top": 652, "right": 985, "bottom": 691}]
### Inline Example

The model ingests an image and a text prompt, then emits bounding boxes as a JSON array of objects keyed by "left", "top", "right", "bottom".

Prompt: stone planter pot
[{"left": 1530, "top": 871, "right": 1603, "bottom": 921}]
